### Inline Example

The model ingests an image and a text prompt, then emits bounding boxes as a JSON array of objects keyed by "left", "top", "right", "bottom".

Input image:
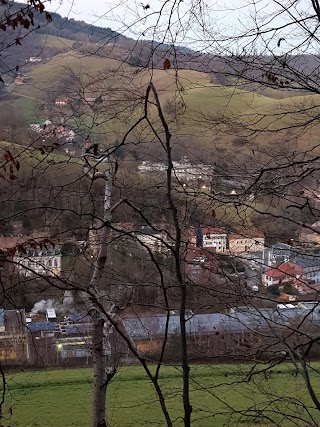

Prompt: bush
[{"left": 267, "top": 284, "right": 280, "bottom": 295}]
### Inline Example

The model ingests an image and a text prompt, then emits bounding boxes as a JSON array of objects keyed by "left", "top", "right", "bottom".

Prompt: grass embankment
[{"left": 2, "top": 363, "right": 320, "bottom": 426}]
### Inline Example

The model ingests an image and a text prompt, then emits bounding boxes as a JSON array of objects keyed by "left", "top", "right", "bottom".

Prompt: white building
[
  {"left": 138, "top": 157, "right": 213, "bottom": 186},
  {"left": 138, "top": 161, "right": 166, "bottom": 173},
  {"left": 13, "top": 246, "right": 62, "bottom": 277},
  {"left": 29, "top": 57, "right": 42, "bottom": 62},
  {"left": 202, "top": 228, "right": 227, "bottom": 252},
  {"left": 134, "top": 226, "right": 170, "bottom": 254},
  {"left": 189, "top": 227, "right": 227, "bottom": 253},
  {"left": 172, "top": 157, "right": 212, "bottom": 185}
]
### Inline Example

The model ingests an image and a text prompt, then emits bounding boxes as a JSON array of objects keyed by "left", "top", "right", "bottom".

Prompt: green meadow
[{"left": 1, "top": 363, "right": 320, "bottom": 426}]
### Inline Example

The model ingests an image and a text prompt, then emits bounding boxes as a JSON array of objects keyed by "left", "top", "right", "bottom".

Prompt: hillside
[
  {"left": 3, "top": 48, "right": 320, "bottom": 161},
  {"left": 0, "top": 2, "right": 320, "bottom": 164}
]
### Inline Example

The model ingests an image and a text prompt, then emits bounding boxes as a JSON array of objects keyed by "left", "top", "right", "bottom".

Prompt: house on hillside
[
  {"left": 172, "top": 156, "right": 213, "bottom": 187},
  {"left": 262, "top": 261, "right": 302, "bottom": 287},
  {"left": 228, "top": 229, "right": 264, "bottom": 254},
  {"left": 138, "top": 161, "right": 166, "bottom": 173},
  {"left": 55, "top": 96, "right": 70, "bottom": 106},
  {"left": 29, "top": 57, "right": 42, "bottom": 62},
  {"left": 14, "top": 74, "right": 25, "bottom": 85}
]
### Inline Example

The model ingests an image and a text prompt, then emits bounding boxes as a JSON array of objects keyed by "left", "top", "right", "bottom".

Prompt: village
[
  {"left": 1, "top": 91, "right": 320, "bottom": 366},
  {"left": 0, "top": 209, "right": 319, "bottom": 366}
]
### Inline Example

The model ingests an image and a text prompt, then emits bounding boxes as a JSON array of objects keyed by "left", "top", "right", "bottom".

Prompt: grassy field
[{"left": 1, "top": 363, "right": 320, "bottom": 427}]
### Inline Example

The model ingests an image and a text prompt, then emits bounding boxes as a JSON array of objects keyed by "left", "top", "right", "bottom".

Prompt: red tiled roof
[
  {"left": 229, "top": 231, "right": 264, "bottom": 240},
  {"left": 264, "top": 262, "right": 302, "bottom": 278}
]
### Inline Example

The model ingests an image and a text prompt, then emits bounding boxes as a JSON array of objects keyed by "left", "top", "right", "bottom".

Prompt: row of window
[{"left": 16, "top": 257, "right": 60, "bottom": 268}]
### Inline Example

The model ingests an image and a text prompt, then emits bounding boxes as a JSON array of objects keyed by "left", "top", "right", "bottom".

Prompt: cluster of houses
[
  {"left": 89, "top": 222, "right": 320, "bottom": 296},
  {"left": 262, "top": 253, "right": 320, "bottom": 294},
  {"left": 185, "top": 226, "right": 320, "bottom": 296},
  {"left": 0, "top": 224, "right": 318, "bottom": 366},
  {"left": 189, "top": 226, "right": 265, "bottom": 254},
  {"left": 30, "top": 120, "right": 75, "bottom": 142},
  {"left": 1, "top": 219, "right": 320, "bottom": 309}
]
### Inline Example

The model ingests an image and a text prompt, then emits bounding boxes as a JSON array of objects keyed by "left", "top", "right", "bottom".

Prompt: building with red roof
[{"left": 262, "top": 261, "right": 302, "bottom": 287}]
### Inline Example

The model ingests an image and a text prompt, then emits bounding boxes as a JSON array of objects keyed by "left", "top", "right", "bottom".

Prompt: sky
[
  {"left": 47, "top": 0, "right": 316, "bottom": 54},
  {"left": 49, "top": 0, "right": 108, "bottom": 25},
  {"left": 47, "top": 0, "right": 257, "bottom": 34},
  {"left": 47, "top": 0, "right": 271, "bottom": 49}
]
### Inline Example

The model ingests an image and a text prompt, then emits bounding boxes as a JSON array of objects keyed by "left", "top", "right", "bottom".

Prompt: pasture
[
  {"left": 5, "top": 48, "right": 320, "bottom": 157},
  {"left": 2, "top": 363, "right": 319, "bottom": 426}
]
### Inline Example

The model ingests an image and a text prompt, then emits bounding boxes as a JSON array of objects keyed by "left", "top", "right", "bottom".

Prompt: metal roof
[
  {"left": 293, "top": 254, "right": 320, "bottom": 269},
  {"left": 25, "top": 305, "right": 320, "bottom": 338},
  {"left": 27, "top": 322, "right": 56, "bottom": 332},
  {"left": 123, "top": 307, "right": 320, "bottom": 338}
]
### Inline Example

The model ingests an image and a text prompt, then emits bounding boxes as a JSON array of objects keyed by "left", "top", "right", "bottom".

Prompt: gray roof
[
  {"left": 27, "top": 321, "right": 90, "bottom": 335},
  {"left": 124, "top": 306, "right": 320, "bottom": 338},
  {"left": 27, "top": 322, "right": 56, "bottom": 332},
  {"left": 15, "top": 248, "right": 61, "bottom": 257},
  {"left": 25, "top": 304, "right": 320, "bottom": 339},
  {"left": 271, "top": 243, "right": 296, "bottom": 263},
  {"left": 293, "top": 254, "right": 320, "bottom": 269}
]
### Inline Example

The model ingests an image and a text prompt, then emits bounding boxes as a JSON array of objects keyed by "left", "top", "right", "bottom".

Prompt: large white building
[
  {"left": 13, "top": 246, "right": 62, "bottom": 277},
  {"left": 134, "top": 225, "right": 170, "bottom": 254},
  {"left": 201, "top": 228, "right": 227, "bottom": 253},
  {"left": 138, "top": 157, "right": 213, "bottom": 186},
  {"left": 189, "top": 227, "right": 227, "bottom": 253}
]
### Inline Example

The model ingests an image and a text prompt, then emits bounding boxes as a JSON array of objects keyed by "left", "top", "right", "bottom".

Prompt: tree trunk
[
  {"left": 148, "top": 82, "right": 192, "bottom": 427},
  {"left": 84, "top": 160, "right": 114, "bottom": 427},
  {"left": 92, "top": 318, "right": 107, "bottom": 427}
]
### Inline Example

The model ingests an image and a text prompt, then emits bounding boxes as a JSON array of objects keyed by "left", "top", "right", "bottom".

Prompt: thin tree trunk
[
  {"left": 92, "top": 319, "right": 107, "bottom": 427},
  {"left": 85, "top": 160, "right": 113, "bottom": 427},
  {"left": 149, "top": 82, "right": 192, "bottom": 427}
]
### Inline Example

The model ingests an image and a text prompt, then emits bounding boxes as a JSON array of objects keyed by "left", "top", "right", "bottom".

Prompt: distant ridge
[{"left": 1, "top": 1, "right": 124, "bottom": 43}]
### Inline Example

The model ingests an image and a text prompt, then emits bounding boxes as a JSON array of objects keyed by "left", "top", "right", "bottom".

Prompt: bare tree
[{"left": 4, "top": 1, "right": 320, "bottom": 427}]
